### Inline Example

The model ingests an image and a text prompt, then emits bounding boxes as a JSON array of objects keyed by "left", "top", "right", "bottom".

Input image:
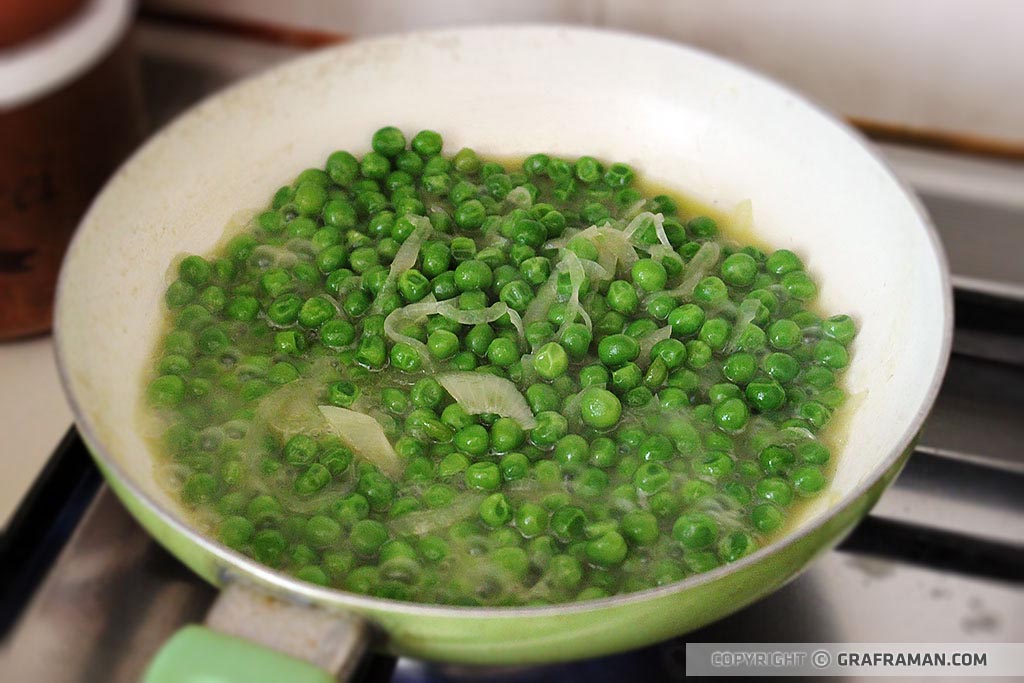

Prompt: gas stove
[{"left": 1, "top": 19, "right": 1022, "bottom": 682}]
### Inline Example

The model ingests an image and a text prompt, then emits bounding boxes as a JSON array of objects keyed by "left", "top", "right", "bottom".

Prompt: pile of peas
[{"left": 146, "top": 126, "right": 857, "bottom": 606}]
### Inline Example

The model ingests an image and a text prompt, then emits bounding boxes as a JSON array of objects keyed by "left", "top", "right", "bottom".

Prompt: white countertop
[{"left": 0, "top": 336, "right": 73, "bottom": 528}]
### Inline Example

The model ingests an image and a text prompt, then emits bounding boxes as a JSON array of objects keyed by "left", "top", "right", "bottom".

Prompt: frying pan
[{"left": 53, "top": 26, "right": 951, "bottom": 681}]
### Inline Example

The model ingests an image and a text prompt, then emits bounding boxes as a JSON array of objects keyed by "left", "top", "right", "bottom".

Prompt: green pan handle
[
  {"left": 144, "top": 626, "right": 334, "bottom": 683},
  {"left": 144, "top": 582, "right": 372, "bottom": 683}
]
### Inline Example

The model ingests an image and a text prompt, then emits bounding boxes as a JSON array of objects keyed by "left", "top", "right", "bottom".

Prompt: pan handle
[{"left": 143, "top": 582, "right": 373, "bottom": 683}]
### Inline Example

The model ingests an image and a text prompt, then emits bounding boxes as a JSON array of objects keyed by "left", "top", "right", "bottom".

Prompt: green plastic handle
[{"left": 144, "top": 625, "right": 334, "bottom": 683}]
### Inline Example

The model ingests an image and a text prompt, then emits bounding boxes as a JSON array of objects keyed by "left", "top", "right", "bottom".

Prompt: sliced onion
[
  {"left": 661, "top": 241, "right": 721, "bottom": 300},
  {"left": 370, "top": 215, "right": 431, "bottom": 313},
  {"left": 557, "top": 250, "right": 591, "bottom": 335},
  {"left": 542, "top": 228, "right": 578, "bottom": 251},
  {"left": 731, "top": 199, "right": 754, "bottom": 234},
  {"left": 622, "top": 199, "right": 649, "bottom": 220},
  {"left": 523, "top": 269, "right": 559, "bottom": 329},
  {"left": 383, "top": 298, "right": 441, "bottom": 369},
  {"left": 727, "top": 298, "right": 763, "bottom": 352},
  {"left": 577, "top": 256, "right": 612, "bottom": 283},
  {"left": 639, "top": 325, "right": 673, "bottom": 361},
  {"left": 437, "top": 372, "right": 538, "bottom": 428},
  {"left": 519, "top": 353, "right": 540, "bottom": 383},
  {"left": 250, "top": 244, "right": 299, "bottom": 269},
  {"left": 319, "top": 405, "right": 403, "bottom": 478},
  {"left": 257, "top": 379, "right": 323, "bottom": 439},
  {"left": 587, "top": 224, "right": 638, "bottom": 276},
  {"left": 643, "top": 244, "right": 684, "bottom": 268},
  {"left": 435, "top": 301, "right": 524, "bottom": 339},
  {"left": 562, "top": 389, "right": 587, "bottom": 430},
  {"left": 390, "top": 493, "right": 484, "bottom": 535}
]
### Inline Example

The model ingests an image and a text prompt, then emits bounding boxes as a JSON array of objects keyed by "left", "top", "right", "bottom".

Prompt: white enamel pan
[{"left": 54, "top": 26, "right": 951, "bottom": 682}]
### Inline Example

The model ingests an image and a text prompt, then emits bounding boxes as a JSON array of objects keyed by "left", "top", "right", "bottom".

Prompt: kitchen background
[{"left": 1, "top": 1, "right": 1022, "bottom": 680}]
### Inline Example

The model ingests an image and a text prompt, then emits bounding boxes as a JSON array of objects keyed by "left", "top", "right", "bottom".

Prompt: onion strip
[
  {"left": 661, "top": 241, "right": 721, "bottom": 300},
  {"left": 726, "top": 298, "right": 763, "bottom": 352},
  {"left": 638, "top": 325, "right": 673, "bottom": 361},
  {"left": 318, "top": 405, "right": 403, "bottom": 478},
  {"left": 370, "top": 215, "right": 431, "bottom": 313},
  {"left": 382, "top": 298, "right": 440, "bottom": 370},
  {"left": 437, "top": 372, "right": 538, "bottom": 428}
]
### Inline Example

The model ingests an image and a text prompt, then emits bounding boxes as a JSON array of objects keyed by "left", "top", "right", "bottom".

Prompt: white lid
[{"left": 0, "top": 0, "right": 132, "bottom": 110}]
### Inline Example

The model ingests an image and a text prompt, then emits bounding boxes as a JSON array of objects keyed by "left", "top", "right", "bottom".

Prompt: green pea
[
  {"left": 304, "top": 515, "right": 341, "bottom": 547},
  {"left": 489, "top": 417, "right": 524, "bottom": 453},
  {"left": 586, "top": 531, "right": 628, "bottom": 567},
  {"left": 387, "top": 342, "right": 421, "bottom": 373},
  {"left": 531, "top": 411, "right": 569, "bottom": 446},
  {"left": 349, "top": 519, "right": 389, "bottom": 557},
  {"left": 182, "top": 472, "right": 217, "bottom": 505},
  {"left": 545, "top": 554, "right": 583, "bottom": 591},
  {"left": 633, "top": 462, "right": 671, "bottom": 494},
  {"left": 763, "top": 352, "right": 800, "bottom": 383},
  {"left": 549, "top": 434, "right": 586, "bottom": 469},
  {"left": 766, "top": 249, "right": 803, "bottom": 275},
  {"left": 550, "top": 506, "right": 587, "bottom": 542},
  {"left": 578, "top": 387, "right": 622, "bottom": 430},
  {"left": 759, "top": 445, "right": 796, "bottom": 475},
  {"left": 484, "top": 337, "right": 518, "bottom": 368},
  {"left": 559, "top": 324, "right": 592, "bottom": 360},
  {"left": 327, "top": 380, "right": 360, "bottom": 407},
  {"left": 823, "top": 314, "right": 857, "bottom": 345},
  {"left": 720, "top": 252, "right": 757, "bottom": 287},
  {"left": 500, "top": 452, "right": 530, "bottom": 481},
  {"left": 791, "top": 465, "right": 827, "bottom": 496},
  {"left": 712, "top": 398, "right": 749, "bottom": 431},
  {"left": 369, "top": 126, "right": 405, "bottom": 157},
  {"left": 148, "top": 375, "right": 185, "bottom": 408},
  {"left": 219, "top": 516, "right": 254, "bottom": 549},
  {"left": 225, "top": 296, "right": 259, "bottom": 322},
  {"left": 572, "top": 155, "right": 602, "bottom": 183},
  {"left": 672, "top": 513, "right": 719, "bottom": 550},
  {"left": 283, "top": 434, "right": 317, "bottom": 466},
  {"left": 668, "top": 304, "right": 705, "bottom": 336},
  {"left": 719, "top": 530, "right": 758, "bottom": 563},
  {"left": 514, "top": 502, "right": 548, "bottom": 538},
  {"left": 597, "top": 334, "right": 639, "bottom": 367},
  {"left": 752, "top": 504, "right": 784, "bottom": 534},
  {"left": 693, "top": 276, "right": 728, "bottom": 305},
  {"left": 316, "top": 318, "right": 354, "bottom": 347},
  {"left": 631, "top": 258, "right": 667, "bottom": 292},
  {"left": 814, "top": 339, "right": 850, "bottom": 369},
  {"left": 179, "top": 255, "right": 212, "bottom": 287},
  {"left": 465, "top": 461, "right": 501, "bottom": 491},
  {"left": 535, "top": 342, "right": 569, "bottom": 379},
  {"left": 698, "top": 318, "right": 730, "bottom": 351},
  {"left": 646, "top": 293, "right": 676, "bottom": 320},
  {"left": 768, "top": 319, "right": 801, "bottom": 350},
  {"left": 782, "top": 270, "right": 817, "bottom": 300},
  {"left": 252, "top": 530, "right": 287, "bottom": 567},
  {"left": 604, "top": 163, "right": 635, "bottom": 187},
  {"left": 756, "top": 477, "right": 794, "bottom": 506},
  {"left": 797, "top": 441, "right": 831, "bottom": 465},
  {"left": 480, "top": 493, "right": 512, "bottom": 527},
  {"left": 451, "top": 424, "right": 486, "bottom": 456}
]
